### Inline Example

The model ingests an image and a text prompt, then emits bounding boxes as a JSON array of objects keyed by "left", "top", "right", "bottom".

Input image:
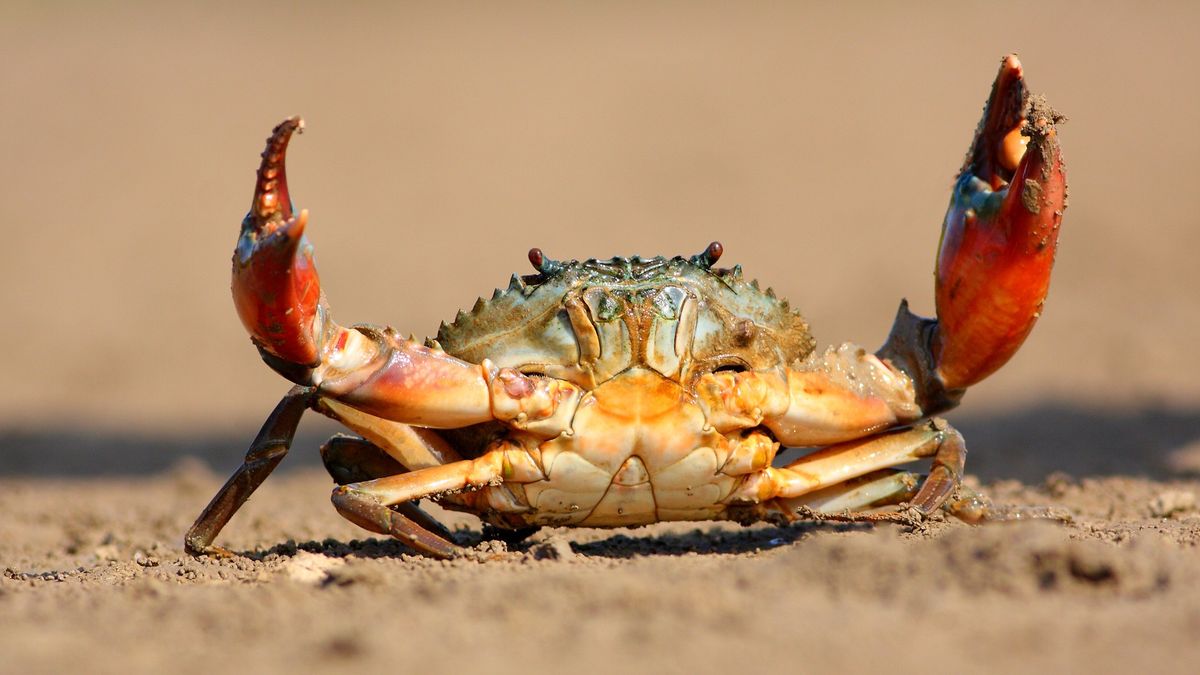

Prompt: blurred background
[{"left": 2, "top": 1, "right": 1197, "bottom": 481}]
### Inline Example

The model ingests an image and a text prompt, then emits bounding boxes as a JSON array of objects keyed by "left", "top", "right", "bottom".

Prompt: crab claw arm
[
  {"left": 695, "top": 345, "right": 921, "bottom": 448},
  {"left": 735, "top": 345, "right": 923, "bottom": 448},
  {"left": 232, "top": 118, "right": 501, "bottom": 428},
  {"left": 232, "top": 117, "right": 328, "bottom": 367},
  {"left": 930, "top": 54, "right": 1067, "bottom": 391}
]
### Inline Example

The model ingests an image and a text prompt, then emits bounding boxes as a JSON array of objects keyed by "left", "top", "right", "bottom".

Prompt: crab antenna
[
  {"left": 691, "top": 241, "right": 724, "bottom": 269},
  {"left": 527, "top": 247, "right": 564, "bottom": 275}
]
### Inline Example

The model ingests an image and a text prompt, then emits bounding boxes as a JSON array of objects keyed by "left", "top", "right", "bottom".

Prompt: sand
[
  {"left": 5, "top": 471, "right": 1200, "bottom": 674},
  {"left": 3, "top": 2, "right": 1200, "bottom": 673}
]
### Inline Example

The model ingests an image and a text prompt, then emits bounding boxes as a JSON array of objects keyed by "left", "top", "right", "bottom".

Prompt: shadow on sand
[{"left": 230, "top": 520, "right": 871, "bottom": 562}]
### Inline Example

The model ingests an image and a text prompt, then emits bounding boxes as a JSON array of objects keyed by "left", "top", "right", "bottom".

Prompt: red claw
[
  {"left": 933, "top": 55, "right": 1067, "bottom": 390},
  {"left": 232, "top": 117, "right": 326, "bottom": 367}
]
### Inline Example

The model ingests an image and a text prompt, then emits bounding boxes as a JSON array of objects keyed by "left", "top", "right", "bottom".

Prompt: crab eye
[{"left": 712, "top": 362, "right": 748, "bottom": 374}]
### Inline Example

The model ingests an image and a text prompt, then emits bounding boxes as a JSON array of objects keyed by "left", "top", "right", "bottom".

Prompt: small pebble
[
  {"left": 531, "top": 538, "right": 576, "bottom": 561},
  {"left": 1148, "top": 490, "right": 1196, "bottom": 519}
]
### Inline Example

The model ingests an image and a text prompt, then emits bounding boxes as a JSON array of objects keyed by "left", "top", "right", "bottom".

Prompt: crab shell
[
  {"left": 435, "top": 256, "right": 814, "bottom": 388},
  {"left": 419, "top": 255, "right": 815, "bottom": 527}
]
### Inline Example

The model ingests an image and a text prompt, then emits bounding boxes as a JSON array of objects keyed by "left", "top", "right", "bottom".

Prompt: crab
[{"left": 186, "top": 55, "right": 1067, "bottom": 558}]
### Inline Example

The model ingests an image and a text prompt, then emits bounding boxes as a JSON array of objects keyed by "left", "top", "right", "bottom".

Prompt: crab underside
[{"left": 188, "top": 55, "right": 1066, "bottom": 558}]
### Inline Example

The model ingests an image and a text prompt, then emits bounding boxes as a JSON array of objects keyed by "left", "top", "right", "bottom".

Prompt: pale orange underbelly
[{"left": 517, "top": 367, "right": 739, "bottom": 526}]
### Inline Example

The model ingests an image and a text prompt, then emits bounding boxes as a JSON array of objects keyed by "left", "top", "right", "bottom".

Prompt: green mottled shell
[{"left": 434, "top": 255, "right": 814, "bottom": 384}]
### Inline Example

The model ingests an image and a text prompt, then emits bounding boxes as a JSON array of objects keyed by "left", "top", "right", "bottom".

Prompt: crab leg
[
  {"left": 314, "top": 397, "right": 463, "bottom": 470},
  {"left": 331, "top": 488, "right": 460, "bottom": 558},
  {"left": 779, "top": 419, "right": 963, "bottom": 505},
  {"left": 785, "top": 469, "right": 921, "bottom": 513},
  {"left": 778, "top": 468, "right": 995, "bottom": 524},
  {"left": 232, "top": 118, "right": 495, "bottom": 428},
  {"left": 708, "top": 339, "right": 972, "bottom": 517},
  {"left": 706, "top": 345, "right": 975, "bottom": 519},
  {"left": 727, "top": 419, "right": 965, "bottom": 515},
  {"left": 320, "top": 435, "right": 456, "bottom": 542},
  {"left": 330, "top": 452, "right": 509, "bottom": 558},
  {"left": 185, "top": 385, "right": 313, "bottom": 556},
  {"left": 321, "top": 434, "right": 407, "bottom": 485}
]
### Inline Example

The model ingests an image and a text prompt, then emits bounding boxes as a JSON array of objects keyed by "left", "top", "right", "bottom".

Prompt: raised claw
[
  {"left": 932, "top": 55, "right": 1067, "bottom": 390},
  {"left": 232, "top": 117, "right": 327, "bottom": 367}
]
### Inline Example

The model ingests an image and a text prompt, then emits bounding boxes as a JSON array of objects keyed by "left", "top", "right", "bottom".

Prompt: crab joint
[
  {"left": 486, "top": 363, "right": 583, "bottom": 436},
  {"left": 313, "top": 329, "right": 494, "bottom": 428},
  {"left": 695, "top": 369, "right": 789, "bottom": 434}
]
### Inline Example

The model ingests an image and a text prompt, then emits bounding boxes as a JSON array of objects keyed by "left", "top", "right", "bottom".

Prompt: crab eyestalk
[{"left": 232, "top": 117, "right": 328, "bottom": 368}]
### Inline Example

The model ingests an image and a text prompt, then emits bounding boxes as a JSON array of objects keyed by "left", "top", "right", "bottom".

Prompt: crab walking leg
[
  {"left": 906, "top": 421, "right": 967, "bottom": 514},
  {"left": 330, "top": 453, "right": 508, "bottom": 558},
  {"left": 185, "top": 386, "right": 313, "bottom": 556},
  {"left": 232, "top": 118, "right": 496, "bottom": 428},
  {"left": 320, "top": 434, "right": 406, "bottom": 485},
  {"left": 778, "top": 469, "right": 994, "bottom": 525},
  {"left": 314, "top": 397, "right": 463, "bottom": 470},
  {"left": 319, "top": 435, "right": 456, "bottom": 542},
  {"left": 331, "top": 489, "right": 460, "bottom": 558},
  {"left": 784, "top": 469, "right": 921, "bottom": 514},
  {"left": 727, "top": 419, "right": 966, "bottom": 515}
]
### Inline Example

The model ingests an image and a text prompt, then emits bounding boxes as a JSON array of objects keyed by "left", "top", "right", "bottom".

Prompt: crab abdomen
[{"left": 462, "top": 366, "right": 785, "bottom": 527}]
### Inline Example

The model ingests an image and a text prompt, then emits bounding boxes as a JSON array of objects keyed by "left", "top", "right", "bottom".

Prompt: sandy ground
[
  {"left": 4, "top": 471, "right": 1200, "bottom": 674},
  {"left": 3, "top": 2, "right": 1200, "bottom": 673}
]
